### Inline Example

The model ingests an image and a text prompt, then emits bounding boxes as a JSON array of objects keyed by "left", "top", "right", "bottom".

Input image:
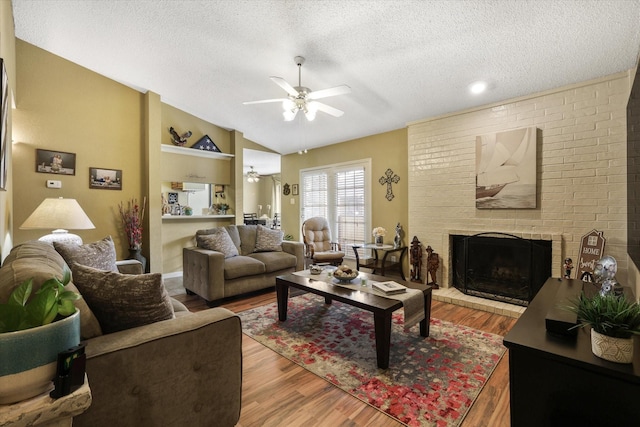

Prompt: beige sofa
[
  {"left": 183, "top": 224, "right": 304, "bottom": 306},
  {"left": 0, "top": 241, "right": 242, "bottom": 427}
]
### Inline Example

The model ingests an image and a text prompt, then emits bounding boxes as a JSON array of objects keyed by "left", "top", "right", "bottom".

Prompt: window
[{"left": 301, "top": 160, "right": 371, "bottom": 257}]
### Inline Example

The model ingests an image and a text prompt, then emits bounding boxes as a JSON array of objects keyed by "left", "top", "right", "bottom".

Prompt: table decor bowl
[
  {"left": 333, "top": 270, "right": 359, "bottom": 282},
  {"left": 309, "top": 265, "right": 324, "bottom": 275}
]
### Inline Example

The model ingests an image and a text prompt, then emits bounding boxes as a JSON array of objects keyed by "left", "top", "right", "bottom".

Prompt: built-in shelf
[
  {"left": 161, "top": 144, "right": 234, "bottom": 160},
  {"left": 162, "top": 214, "right": 235, "bottom": 220}
]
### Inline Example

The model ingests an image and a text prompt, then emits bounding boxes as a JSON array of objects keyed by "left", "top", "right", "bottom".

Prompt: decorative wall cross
[{"left": 379, "top": 168, "right": 400, "bottom": 201}]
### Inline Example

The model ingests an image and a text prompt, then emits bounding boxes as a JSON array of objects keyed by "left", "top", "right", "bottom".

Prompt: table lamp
[{"left": 20, "top": 197, "right": 95, "bottom": 245}]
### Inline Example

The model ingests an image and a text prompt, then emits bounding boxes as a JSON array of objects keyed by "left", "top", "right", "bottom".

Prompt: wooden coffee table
[{"left": 275, "top": 272, "right": 432, "bottom": 369}]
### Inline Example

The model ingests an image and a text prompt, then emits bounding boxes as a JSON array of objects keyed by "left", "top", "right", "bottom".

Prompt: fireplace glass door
[{"left": 452, "top": 233, "right": 552, "bottom": 306}]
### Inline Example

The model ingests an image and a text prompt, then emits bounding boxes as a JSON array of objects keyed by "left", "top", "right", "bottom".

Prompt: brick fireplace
[{"left": 407, "top": 72, "right": 630, "bottom": 293}]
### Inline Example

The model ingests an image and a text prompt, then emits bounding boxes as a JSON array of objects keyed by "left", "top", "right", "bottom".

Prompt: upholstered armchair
[{"left": 301, "top": 217, "right": 345, "bottom": 266}]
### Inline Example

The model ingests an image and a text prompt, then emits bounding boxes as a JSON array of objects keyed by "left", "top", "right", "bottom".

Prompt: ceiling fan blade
[
  {"left": 270, "top": 77, "right": 299, "bottom": 97},
  {"left": 308, "top": 85, "right": 351, "bottom": 100},
  {"left": 243, "top": 98, "right": 288, "bottom": 105},
  {"left": 313, "top": 101, "right": 344, "bottom": 117}
]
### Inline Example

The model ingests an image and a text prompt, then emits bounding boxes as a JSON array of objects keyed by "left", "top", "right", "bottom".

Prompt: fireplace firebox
[{"left": 452, "top": 233, "right": 552, "bottom": 306}]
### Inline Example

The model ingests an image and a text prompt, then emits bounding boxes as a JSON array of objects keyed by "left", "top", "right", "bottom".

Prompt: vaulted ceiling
[{"left": 12, "top": 0, "right": 640, "bottom": 155}]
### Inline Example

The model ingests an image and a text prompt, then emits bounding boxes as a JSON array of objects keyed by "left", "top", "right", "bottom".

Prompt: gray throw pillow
[
  {"left": 71, "top": 264, "right": 175, "bottom": 334},
  {"left": 196, "top": 228, "right": 239, "bottom": 258},
  {"left": 254, "top": 225, "right": 283, "bottom": 252},
  {"left": 54, "top": 236, "right": 118, "bottom": 272}
]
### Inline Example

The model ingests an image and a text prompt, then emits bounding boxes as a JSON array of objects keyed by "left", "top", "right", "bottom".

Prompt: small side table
[
  {"left": 352, "top": 243, "right": 408, "bottom": 280},
  {"left": 0, "top": 376, "right": 91, "bottom": 427}
]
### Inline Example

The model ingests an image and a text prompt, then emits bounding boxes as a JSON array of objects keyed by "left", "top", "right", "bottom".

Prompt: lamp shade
[{"left": 20, "top": 198, "right": 95, "bottom": 244}]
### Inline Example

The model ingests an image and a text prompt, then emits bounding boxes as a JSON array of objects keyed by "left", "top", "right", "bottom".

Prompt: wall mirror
[{"left": 244, "top": 149, "right": 281, "bottom": 225}]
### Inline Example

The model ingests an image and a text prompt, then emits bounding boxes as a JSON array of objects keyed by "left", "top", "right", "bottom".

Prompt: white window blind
[{"left": 301, "top": 160, "right": 370, "bottom": 258}]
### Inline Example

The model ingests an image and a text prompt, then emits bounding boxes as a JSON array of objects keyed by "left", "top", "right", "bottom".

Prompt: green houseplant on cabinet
[
  {"left": 0, "top": 267, "right": 81, "bottom": 404},
  {"left": 566, "top": 292, "right": 640, "bottom": 363}
]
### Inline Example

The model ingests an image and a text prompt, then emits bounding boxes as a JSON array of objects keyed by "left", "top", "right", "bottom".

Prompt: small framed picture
[
  {"left": 36, "top": 149, "right": 76, "bottom": 175},
  {"left": 292, "top": 184, "right": 299, "bottom": 195},
  {"left": 214, "top": 184, "right": 225, "bottom": 194},
  {"left": 89, "top": 167, "right": 122, "bottom": 190}
]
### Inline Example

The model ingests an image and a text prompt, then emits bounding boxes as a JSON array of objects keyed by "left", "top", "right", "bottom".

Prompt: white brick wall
[{"left": 408, "top": 71, "right": 632, "bottom": 288}]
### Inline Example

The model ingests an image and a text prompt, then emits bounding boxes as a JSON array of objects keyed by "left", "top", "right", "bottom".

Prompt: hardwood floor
[{"left": 173, "top": 289, "right": 517, "bottom": 426}]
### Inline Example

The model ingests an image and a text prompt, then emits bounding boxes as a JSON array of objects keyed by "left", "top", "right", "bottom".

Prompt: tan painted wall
[
  {"left": 10, "top": 40, "right": 264, "bottom": 274},
  {"left": 0, "top": 1, "right": 16, "bottom": 261},
  {"left": 281, "top": 128, "right": 408, "bottom": 250},
  {"left": 408, "top": 72, "right": 634, "bottom": 293},
  {"left": 12, "top": 40, "right": 144, "bottom": 260}
]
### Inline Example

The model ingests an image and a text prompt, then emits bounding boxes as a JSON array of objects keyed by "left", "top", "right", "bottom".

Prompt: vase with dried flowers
[
  {"left": 119, "top": 197, "right": 147, "bottom": 271},
  {"left": 372, "top": 227, "right": 386, "bottom": 245}
]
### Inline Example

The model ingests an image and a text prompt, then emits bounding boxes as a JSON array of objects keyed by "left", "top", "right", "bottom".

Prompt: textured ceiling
[{"left": 12, "top": 0, "right": 640, "bottom": 157}]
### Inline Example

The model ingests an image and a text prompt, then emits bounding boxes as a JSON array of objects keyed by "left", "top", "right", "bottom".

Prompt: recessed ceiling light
[{"left": 470, "top": 81, "right": 488, "bottom": 94}]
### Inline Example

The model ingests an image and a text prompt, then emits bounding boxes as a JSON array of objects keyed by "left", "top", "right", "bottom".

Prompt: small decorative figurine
[
  {"left": 594, "top": 256, "right": 623, "bottom": 296},
  {"left": 394, "top": 223, "right": 402, "bottom": 248},
  {"left": 426, "top": 245, "right": 440, "bottom": 289},
  {"left": 410, "top": 236, "right": 422, "bottom": 283},
  {"left": 169, "top": 127, "right": 192, "bottom": 146},
  {"left": 563, "top": 258, "right": 573, "bottom": 279}
]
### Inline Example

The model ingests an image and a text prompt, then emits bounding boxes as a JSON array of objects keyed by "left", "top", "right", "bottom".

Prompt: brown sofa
[
  {"left": 0, "top": 241, "right": 242, "bottom": 427},
  {"left": 183, "top": 224, "right": 304, "bottom": 306}
]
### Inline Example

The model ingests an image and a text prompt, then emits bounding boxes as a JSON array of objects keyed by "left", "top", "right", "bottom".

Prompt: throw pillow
[
  {"left": 196, "top": 228, "right": 239, "bottom": 258},
  {"left": 71, "top": 264, "right": 175, "bottom": 334},
  {"left": 54, "top": 236, "right": 118, "bottom": 272},
  {"left": 254, "top": 225, "right": 284, "bottom": 252}
]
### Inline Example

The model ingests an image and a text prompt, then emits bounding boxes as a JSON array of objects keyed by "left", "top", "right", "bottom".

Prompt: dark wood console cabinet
[{"left": 503, "top": 277, "right": 640, "bottom": 427}]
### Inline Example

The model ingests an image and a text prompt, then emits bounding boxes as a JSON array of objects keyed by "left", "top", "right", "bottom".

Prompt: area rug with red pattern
[{"left": 238, "top": 293, "right": 506, "bottom": 427}]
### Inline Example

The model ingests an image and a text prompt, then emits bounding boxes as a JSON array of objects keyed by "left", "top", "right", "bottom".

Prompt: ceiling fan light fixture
[
  {"left": 245, "top": 56, "right": 351, "bottom": 123},
  {"left": 247, "top": 166, "right": 260, "bottom": 183},
  {"left": 304, "top": 109, "right": 316, "bottom": 121},
  {"left": 283, "top": 110, "right": 297, "bottom": 121}
]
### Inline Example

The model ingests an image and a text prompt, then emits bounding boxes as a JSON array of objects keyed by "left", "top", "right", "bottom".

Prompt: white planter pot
[
  {"left": 591, "top": 329, "right": 634, "bottom": 364},
  {"left": 0, "top": 310, "right": 80, "bottom": 404}
]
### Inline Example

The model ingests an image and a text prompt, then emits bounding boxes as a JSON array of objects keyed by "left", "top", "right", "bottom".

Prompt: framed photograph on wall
[
  {"left": 36, "top": 149, "right": 76, "bottom": 175},
  {"left": 292, "top": 184, "right": 299, "bottom": 195},
  {"left": 89, "top": 167, "right": 122, "bottom": 190},
  {"left": 0, "top": 59, "right": 8, "bottom": 190}
]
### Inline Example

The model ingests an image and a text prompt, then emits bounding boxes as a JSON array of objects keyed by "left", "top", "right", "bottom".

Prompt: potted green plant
[
  {"left": 0, "top": 267, "right": 82, "bottom": 404},
  {"left": 565, "top": 292, "right": 640, "bottom": 363},
  {"left": 215, "top": 203, "right": 229, "bottom": 215}
]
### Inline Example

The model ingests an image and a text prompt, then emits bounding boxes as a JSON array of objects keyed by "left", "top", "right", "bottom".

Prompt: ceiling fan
[{"left": 243, "top": 56, "right": 351, "bottom": 121}]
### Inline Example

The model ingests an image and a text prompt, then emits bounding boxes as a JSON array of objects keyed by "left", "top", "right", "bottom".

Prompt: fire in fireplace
[{"left": 451, "top": 232, "right": 552, "bottom": 306}]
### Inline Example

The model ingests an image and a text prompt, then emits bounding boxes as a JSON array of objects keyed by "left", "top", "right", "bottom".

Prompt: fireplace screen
[{"left": 452, "top": 233, "right": 552, "bottom": 306}]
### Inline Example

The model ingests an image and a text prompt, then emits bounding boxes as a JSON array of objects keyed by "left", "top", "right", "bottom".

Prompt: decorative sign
[
  {"left": 577, "top": 229, "right": 606, "bottom": 281},
  {"left": 191, "top": 134, "right": 221, "bottom": 152}
]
